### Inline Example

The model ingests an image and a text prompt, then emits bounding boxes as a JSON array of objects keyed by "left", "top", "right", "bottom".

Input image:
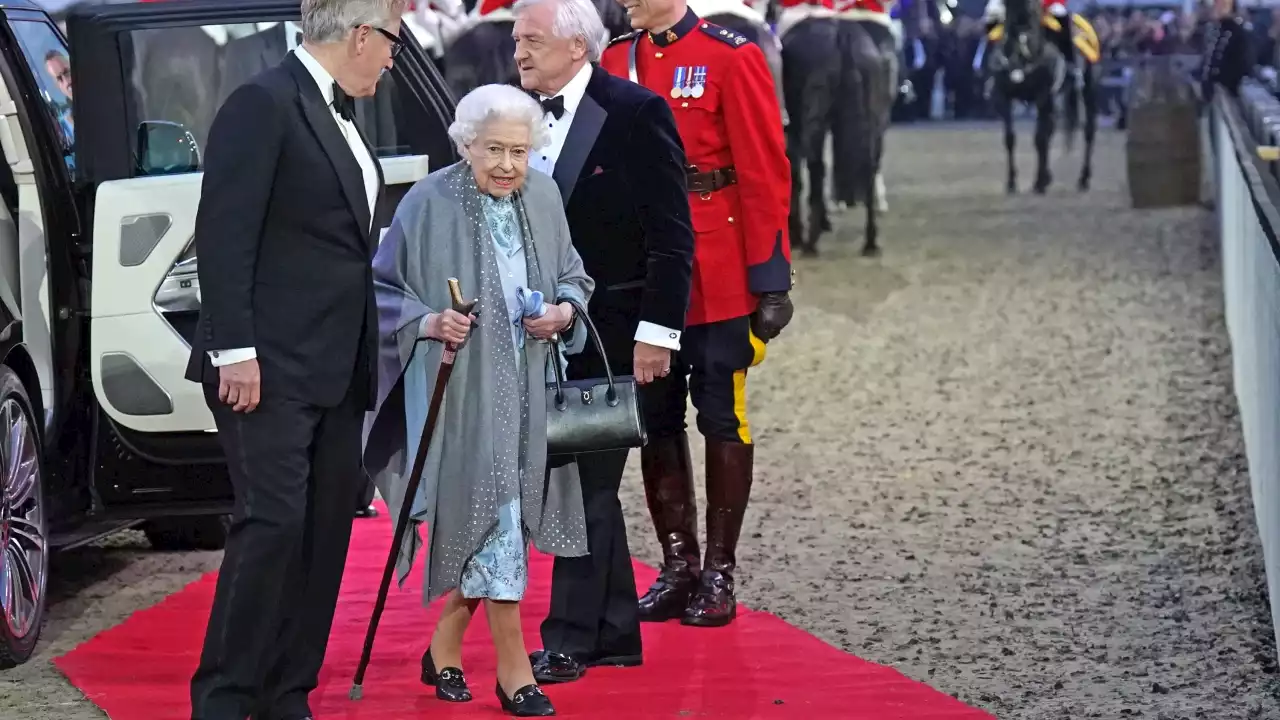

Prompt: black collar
[{"left": 648, "top": 8, "right": 700, "bottom": 47}]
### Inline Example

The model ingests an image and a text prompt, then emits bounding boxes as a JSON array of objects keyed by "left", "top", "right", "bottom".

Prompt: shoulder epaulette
[
  {"left": 608, "top": 30, "right": 641, "bottom": 46},
  {"left": 699, "top": 23, "right": 752, "bottom": 48}
]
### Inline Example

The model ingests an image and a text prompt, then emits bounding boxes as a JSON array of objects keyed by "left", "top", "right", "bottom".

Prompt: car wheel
[
  {"left": 143, "top": 515, "right": 229, "bottom": 552},
  {"left": 0, "top": 365, "right": 48, "bottom": 669}
]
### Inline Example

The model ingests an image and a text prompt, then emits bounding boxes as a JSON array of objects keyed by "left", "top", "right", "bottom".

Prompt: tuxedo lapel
[
  {"left": 287, "top": 58, "right": 371, "bottom": 236},
  {"left": 351, "top": 118, "right": 385, "bottom": 250},
  {"left": 552, "top": 93, "right": 606, "bottom": 205}
]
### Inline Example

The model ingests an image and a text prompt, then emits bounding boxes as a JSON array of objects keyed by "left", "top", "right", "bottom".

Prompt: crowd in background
[{"left": 894, "top": 1, "right": 1280, "bottom": 123}]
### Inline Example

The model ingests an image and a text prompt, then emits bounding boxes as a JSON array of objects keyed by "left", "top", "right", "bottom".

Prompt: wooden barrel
[{"left": 1125, "top": 56, "right": 1202, "bottom": 209}]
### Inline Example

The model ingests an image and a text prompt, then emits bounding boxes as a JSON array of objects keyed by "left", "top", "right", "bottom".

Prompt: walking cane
[{"left": 350, "top": 277, "right": 478, "bottom": 701}]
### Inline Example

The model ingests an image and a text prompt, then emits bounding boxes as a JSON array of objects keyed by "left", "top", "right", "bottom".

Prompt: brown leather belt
[{"left": 686, "top": 166, "right": 737, "bottom": 194}]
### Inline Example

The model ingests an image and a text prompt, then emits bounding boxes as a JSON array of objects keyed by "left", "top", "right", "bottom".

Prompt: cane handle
[{"left": 446, "top": 277, "right": 479, "bottom": 316}]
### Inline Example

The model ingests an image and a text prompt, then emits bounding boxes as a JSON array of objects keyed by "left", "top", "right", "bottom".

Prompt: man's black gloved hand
[{"left": 750, "top": 292, "right": 794, "bottom": 342}]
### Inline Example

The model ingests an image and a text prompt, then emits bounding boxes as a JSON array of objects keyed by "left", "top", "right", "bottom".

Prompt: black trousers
[
  {"left": 190, "top": 382, "right": 364, "bottom": 720},
  {"left": 646, "top": 316, "right": 765, "bottom": 445},
  {"left": 540, "top": 448, "right": 641, "bottom": 660}
]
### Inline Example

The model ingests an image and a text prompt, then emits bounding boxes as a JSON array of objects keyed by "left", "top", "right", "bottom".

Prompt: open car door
[{"left": 67, "top": 0, "right": 457, "bottom": 434}]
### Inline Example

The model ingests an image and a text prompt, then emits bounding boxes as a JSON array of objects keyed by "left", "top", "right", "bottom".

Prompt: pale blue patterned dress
[{"left": 407, "top": 192, "right": 537, "bottom": 599}]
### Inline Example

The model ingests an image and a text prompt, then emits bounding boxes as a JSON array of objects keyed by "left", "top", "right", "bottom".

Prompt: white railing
[{"left": 1208, "top": 80, "right": 1280, "bottom": 660}]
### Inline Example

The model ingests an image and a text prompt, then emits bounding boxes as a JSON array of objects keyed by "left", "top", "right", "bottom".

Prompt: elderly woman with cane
[{"left": 361, "top": 83, "right": 594, "bottom": 717}]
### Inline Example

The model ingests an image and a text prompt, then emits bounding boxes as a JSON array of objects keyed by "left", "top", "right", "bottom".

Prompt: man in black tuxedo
[
  {"left": 512, "top": 0, "right": 695, "bottom": 684},
  {"left": 185, "top": 1, "right": 406, "bottom": 717}
]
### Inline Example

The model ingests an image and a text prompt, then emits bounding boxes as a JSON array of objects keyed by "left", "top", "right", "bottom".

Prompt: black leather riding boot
[
  {"left": 637, "top": 432, "right": 701, "bottom": 622},
  {"left": 683, "top": 439, "right": 753, "bottom": 628}
]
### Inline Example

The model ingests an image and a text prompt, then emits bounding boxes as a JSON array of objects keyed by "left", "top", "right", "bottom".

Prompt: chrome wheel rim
[{"left": 0, "top": 397, "right": 43, "bottom": 640}]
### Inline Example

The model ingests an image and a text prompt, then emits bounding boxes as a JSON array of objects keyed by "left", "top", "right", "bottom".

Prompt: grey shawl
[{"left": 363, "top": 162, "right": 593, "bottom": 604}]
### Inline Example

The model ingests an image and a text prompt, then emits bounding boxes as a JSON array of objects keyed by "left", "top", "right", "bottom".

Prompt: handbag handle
[{"left": 548, "top": 296, "right": 621, "bottom": 408}]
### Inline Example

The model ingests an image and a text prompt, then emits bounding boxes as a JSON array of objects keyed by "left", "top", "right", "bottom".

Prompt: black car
[{"left": 0, "top": 0, "right": 457, "bottom": 668}]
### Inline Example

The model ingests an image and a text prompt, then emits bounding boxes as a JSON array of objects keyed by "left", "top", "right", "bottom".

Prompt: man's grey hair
[
  {"left": 301, "top": 0, "right": 408, "bottom": 44},
  {"left": 448, "top": 84, "right": 552, "bottom": 157},
  {"left": 512, "top": 0, "right": 609, "bottom": 62}
]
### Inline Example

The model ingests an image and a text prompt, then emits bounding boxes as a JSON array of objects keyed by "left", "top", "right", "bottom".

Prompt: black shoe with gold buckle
[
  {"left": 421, "top": 647, "right": 471, "bottom": 702},
  {"left": 496, "top": 682, "right": 556, "bottom": 716}
]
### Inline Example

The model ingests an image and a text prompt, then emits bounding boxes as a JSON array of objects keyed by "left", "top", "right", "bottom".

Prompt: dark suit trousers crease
[
  {"left": 190, "top": 383, "right": 364, "bottom": 720},
  {"left": 540, "top": 448, "right": 642, "bottom": 659}
]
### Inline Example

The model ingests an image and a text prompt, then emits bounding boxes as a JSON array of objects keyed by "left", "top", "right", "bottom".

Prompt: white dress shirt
[
  {"left": 210, "top": 45, "right": 380, "bottom": 368},
  {"left": 531, "top": 63, "right": 683, "bottom": 352}
]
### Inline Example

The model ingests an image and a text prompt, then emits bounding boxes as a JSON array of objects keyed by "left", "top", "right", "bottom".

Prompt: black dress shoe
[
  {"left": 637, "top": 567, "right": 699, "bottom": 622},
  {"left": 496, "top": 682, "right": 556, "bottom": 716},
  {"left": 682, "top": 570, "right": 737, "bottom": 627},
  {"left": 355, "top": 505, "right": 378, "bottom": 518},
  {"left": 528, "top": 650, "right": 586, "bottom": 684},
  {"left": 421, "top": 647, "right": 472, "bottom": 702}
]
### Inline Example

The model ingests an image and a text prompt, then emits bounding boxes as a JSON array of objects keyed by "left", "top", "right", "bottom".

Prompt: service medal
[
  {"left": 671, "top": 66, "right": 686, "bottom": 99},
  {"left": 691, "top": 65, "right": 706, "bottom": 98}
]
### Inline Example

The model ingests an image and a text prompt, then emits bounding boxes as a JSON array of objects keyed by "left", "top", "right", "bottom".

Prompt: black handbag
[{"left": 545, "top": 297, "right": 647, "bottom": 456}]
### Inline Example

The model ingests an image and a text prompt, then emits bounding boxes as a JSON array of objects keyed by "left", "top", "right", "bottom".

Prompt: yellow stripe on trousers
[{"left": 733, "top": 331, "right": 768, "bottom": 444}]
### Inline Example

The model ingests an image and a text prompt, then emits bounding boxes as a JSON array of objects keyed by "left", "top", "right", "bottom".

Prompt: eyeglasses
[
  {"left": 479, "top": 145, "right": 530, "bottom": 163},
  {"left": 371, "top": 26, "right": 405, "bottom": 58}
]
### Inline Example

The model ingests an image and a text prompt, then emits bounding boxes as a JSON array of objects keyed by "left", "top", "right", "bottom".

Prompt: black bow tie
[
  {"left": 331, "top": 82, "right": 356, "bottom": 122},
  {"left": 540, "top": 95, "right": 565, "bottom": 120}
]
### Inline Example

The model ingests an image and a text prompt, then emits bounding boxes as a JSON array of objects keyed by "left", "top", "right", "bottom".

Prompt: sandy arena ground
[{"left": 0, "top": 124, "right": 1276, "bottom": 719}]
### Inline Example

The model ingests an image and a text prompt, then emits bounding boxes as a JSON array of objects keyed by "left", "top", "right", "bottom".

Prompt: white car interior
[{"left": 89, "top": 21, "right": 431, "bottom": 435}]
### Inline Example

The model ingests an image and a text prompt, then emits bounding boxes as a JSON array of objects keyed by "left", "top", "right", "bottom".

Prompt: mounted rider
[{"left": 983, "top": 0, "right": 1079, "bottom": 80}]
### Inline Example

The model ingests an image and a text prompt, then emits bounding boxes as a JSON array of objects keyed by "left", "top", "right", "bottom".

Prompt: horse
[
  {"left": 829, "top": 6, "right": 898, "bottom": 256},
  {"left": 441, "top": 3, "right": 519, "bottom": 99},
  {"left": 982, "top": 0, "right": 1098, "bottom": 193},
  {"left": 777, "top": 2, "right": 842, "bottom": 256}
]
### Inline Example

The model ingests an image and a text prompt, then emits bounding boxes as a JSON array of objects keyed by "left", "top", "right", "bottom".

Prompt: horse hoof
[
  {"left": 1077, "top": 177, "right": 1090, "bottom": 192},
  {"left": 819, "top": 216, "right": 833, "bottom": 233},
  {"left": 1006, "top": 183, "right": 1017, "bottom": 195},
  {"left": 801, "top": 244, "right": 819, "bottom": 258},
  {"left": 861, "top": 245, "right": 881, "bottom": 258}
]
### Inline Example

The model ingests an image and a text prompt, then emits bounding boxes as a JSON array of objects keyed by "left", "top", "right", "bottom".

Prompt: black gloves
[{"left": 750, "top": 292, "right": 794, "bottom": 342}]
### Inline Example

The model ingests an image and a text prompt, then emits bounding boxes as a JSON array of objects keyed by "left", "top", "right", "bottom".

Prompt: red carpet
[{"left": 55, "top": 505, "right": 993, "bottom": 719}]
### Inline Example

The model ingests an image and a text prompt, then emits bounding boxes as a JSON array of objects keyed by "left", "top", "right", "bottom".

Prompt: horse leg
[
  {"left": 787, "top": 131, "right": 806, "bottom": 250},
  {"left": 874, "top": 172, "right": 888, "bottom": 213},
  {"left": 862, "top": 165, "right": 879, "bottom": 257},
  {"left": 1033, "top": 95, "right": 1054, "bottom": 194},
  {"left": 1001, "top": 98, "right": 1017, "bottom": 194},
  {"left": 1078, "top": 70, "right": 1096, "bottom": 191}
]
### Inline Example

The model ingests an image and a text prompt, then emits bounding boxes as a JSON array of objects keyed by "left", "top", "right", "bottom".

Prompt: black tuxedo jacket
[
  {"left": 555, "top": 65, "right": 694, "bottom": 378},
  {"left": 185, "top": 53, "right": 383, "bottom": 410}
]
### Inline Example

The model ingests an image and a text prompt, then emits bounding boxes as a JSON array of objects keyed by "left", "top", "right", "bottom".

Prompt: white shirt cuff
[
  {"left": 209, "top": 347, "right": 257, "bottom": 367},
  {"left": 634, "top": 321, "right": 681, "bottom": 351},
  {"left": 420, "top": 314, "right": 433, "bottom": 339}
]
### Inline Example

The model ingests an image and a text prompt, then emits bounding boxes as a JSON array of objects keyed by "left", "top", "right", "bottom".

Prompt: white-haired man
[
  {"left": 511, "top": 0, "right": 696, "bottom": 685},
  {"left": 184, "top": 0, "right": 405, "bottom": 717}
]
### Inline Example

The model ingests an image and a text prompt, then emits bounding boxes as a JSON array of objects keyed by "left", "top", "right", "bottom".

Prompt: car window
[
  {"left": 122, "top": 22, "right": 418, "bottom": 177},
  {"left": 8, "top": 20, "right": 74, "bottom": 175}
]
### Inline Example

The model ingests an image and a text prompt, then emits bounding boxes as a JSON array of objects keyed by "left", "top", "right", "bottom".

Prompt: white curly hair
[{"left": 447, "top": 84, "right": 551, "bottom": 157}]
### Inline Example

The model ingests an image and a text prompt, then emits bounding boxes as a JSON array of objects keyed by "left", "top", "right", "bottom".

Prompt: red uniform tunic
[
  {"left": 601, "top": 10, "right": 792, "bottom": 327},
  {"left": 779, "top": 0, "right": 835, "bottom": 7}
]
